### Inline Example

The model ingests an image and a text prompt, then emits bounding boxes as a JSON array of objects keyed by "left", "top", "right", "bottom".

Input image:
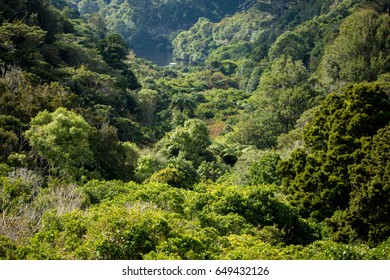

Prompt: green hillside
[
  {"left": 0, "top": 0, "right": 389, "bottom": 259},
  {"left": 67, "top": 0, "right": 244, "bottom": 50}
]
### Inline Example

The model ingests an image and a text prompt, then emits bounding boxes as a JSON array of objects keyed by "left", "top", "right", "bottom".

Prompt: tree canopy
[{"left": 0, "top": 0, "right": 389, "bottom": 260}]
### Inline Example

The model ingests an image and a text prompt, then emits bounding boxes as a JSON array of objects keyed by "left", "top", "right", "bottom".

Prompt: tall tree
[
  {"left": 158, "top": 118, "right": 212, "bottom": 168},
  {"left": 232, "top": 56, "right": 316, "bottom": 149},
  {"left": 278, "top": 83, "right": 390, "bottom": 221},
  {"left": 318, "top": 9, "right": 390, "bottom": 91},
  {"left": 329, "top": 123, "right": 390, "bottom": 245},
  {"left": 25, "top": 107, "right": 94, "bottom": 179}
]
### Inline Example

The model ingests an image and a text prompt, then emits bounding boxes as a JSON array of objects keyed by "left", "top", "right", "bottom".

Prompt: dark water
[{"left": 133, "top": 48, "right": 173, "bottom": 66}]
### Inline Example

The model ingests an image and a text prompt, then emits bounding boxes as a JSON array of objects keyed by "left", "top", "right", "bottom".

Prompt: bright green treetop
[{"left": 25, "top": 107, "right": 94, "bottom": 179}]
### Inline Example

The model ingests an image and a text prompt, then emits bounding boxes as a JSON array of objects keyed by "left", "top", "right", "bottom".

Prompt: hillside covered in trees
[
  {"left": 0, "top": 0, "right": 389, "bottom": 259},
  {"left": 63, "top": 0, "right": 244, "bottom": 50}
]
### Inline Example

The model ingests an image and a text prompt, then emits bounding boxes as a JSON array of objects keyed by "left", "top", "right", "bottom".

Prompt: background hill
[{"left": 67, "top": 0, "right": 244, "bottom": 50}]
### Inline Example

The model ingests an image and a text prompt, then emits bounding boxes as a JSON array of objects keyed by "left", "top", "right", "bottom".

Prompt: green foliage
[
  {"left": 0, "top": 21, "right": 46, "bottom": 66},
  {"left": 133, "top": 88, "right": 159, "bottom": 126},
  {"left": 218, "top": 147, "right": 264, "bottom": 186},
  {"left": 218, "top": 234, "right": 285, "bottom": 260},
  {"left": 0, "top": 172, "right": 40, "bottom": 215},
  {"left": 197, "top": 160, "right": 229, "bottom": 183},
  {"left": 147, "top": 227, "right": 224, "bottom": 260},
  {"left": 195, "top": 88, "right": 249, "bottom": 126},
  {"left": 25, "top": 108, "right": 94, "bottom": 179},
  {"left": 145, "top": 156, "right": 200, "bottom": 189},
  {"left": 173, "top": 18, "right": 215, "bottom": 63},
  {"left": 292, "top": 240, "right": 371, "bottom": 260},
  {"left": 318, "top": 9, "right": 390, "bottom": 91},
  {"left": 227, "top": 112, "right": 282, "bottom": 149},
  {"left": 173, "top": 8, "right": 274, "bottom": 64},
  {"left": 328, "top": 123, "right": 390, "bottom": 245},
  {"left": 75, "top": 0, "right": 243, "bottom": 50},
  {"left": 27, "top": 204, "right": 172, "bottom": 260},
  {"left": 81, "top": 206, "right": 169, "bottom": 260},
  {"left": 98, "top": 33, "right": 128, "bottom": 69},
  {"left": 187, "top": 184, "right": 316, "bottom": 245},
  {"left": 0, "top": 68, "right": 75, "bottom": 123},
  {"left": 170, "top": 93, "right": 197, "bottom": 118},
  {"left": 135, "top": 153, "right": 166, "bottom": 182},
  {"left": 1, "top": 0, "right": 389, "bottom": 260},
  {"left": 250, "top": 151, "right": 281, "bottom": 185},
  {"left": 81, "top": 180, "right": 134, "bottom": 205},
  {"left": 279, "top": 83, "right": 390, "bottom": 237},
  {"left": 112, "top": 117, "right": 145, "bottom": 143},
  {"left": 230, "top": 56, "right": 316, "bottom": 149},
  {"left": 90, "top": 124, "right": 138, "bottom": 181},
  {"left": 27, "top": 209, "right": 89, "bottom": 259},
  {"left": 157, "top": 119, "right": 213, "bottom": 168},
  {"left": 97, "top": 33, "right": 140, "bottom": 89},
  {"left": 371, "top": 237, "right": 390, "bottom": 259},
  {"left": 0, "top": 235, "right": 17, "bottom": 259},
  {"left": 254, "top": 56, "right": 317, "bottom": 133},
  {"left": 65, "top": 66, "right": 125, "bottom": 108},
  {"left": 268, "top": 30, "right": 309, "bottom": 62},
  {"left": 0, "top": 127, "right": 18, "bottom": 161},
  {"left": 148, "top": 167, "right": 184, "bottom": 188}
]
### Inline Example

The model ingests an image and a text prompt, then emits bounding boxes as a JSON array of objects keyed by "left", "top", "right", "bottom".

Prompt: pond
[
  {"left": 133, "top": 48, "right": 173, "bottom": 66},
  {"left": 133, "top": 48, "right": 189, "bottom": 67}
]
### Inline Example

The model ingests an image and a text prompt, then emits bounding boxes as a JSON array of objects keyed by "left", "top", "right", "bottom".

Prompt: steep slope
[{"left": 69, "top": 0, "right": 244, "bottom": 50}]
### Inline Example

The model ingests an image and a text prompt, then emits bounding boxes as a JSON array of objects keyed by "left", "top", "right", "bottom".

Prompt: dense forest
[
  {"left": 70, "top": 0, "right": 244, "bottom": 50},
  {"left": 0, "top": 0, "right": 389, "bottom": 259}
]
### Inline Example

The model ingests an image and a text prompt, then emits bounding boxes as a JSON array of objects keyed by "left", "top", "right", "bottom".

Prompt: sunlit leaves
[
  {"left": 25, "top": 108, "right": 94, "bottom": 178},
  {"left": 318, "top": 9, "right": 390, "bottom": 91},
  {"left": 0, "top": 21, "right": 46, "bottom": 65}
]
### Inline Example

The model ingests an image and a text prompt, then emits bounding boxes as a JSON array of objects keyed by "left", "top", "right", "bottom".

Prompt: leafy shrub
[
  {"left": 81, "top": 180, "right": 135, "bottom": 204},
  {"left": 0, "top": 235, "right": 17, "bottom": 260}
]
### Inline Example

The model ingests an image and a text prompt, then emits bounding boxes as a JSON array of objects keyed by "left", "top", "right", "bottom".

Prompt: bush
[{"left": 0, "top": 235, "right": 17, "bottom": 260}]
